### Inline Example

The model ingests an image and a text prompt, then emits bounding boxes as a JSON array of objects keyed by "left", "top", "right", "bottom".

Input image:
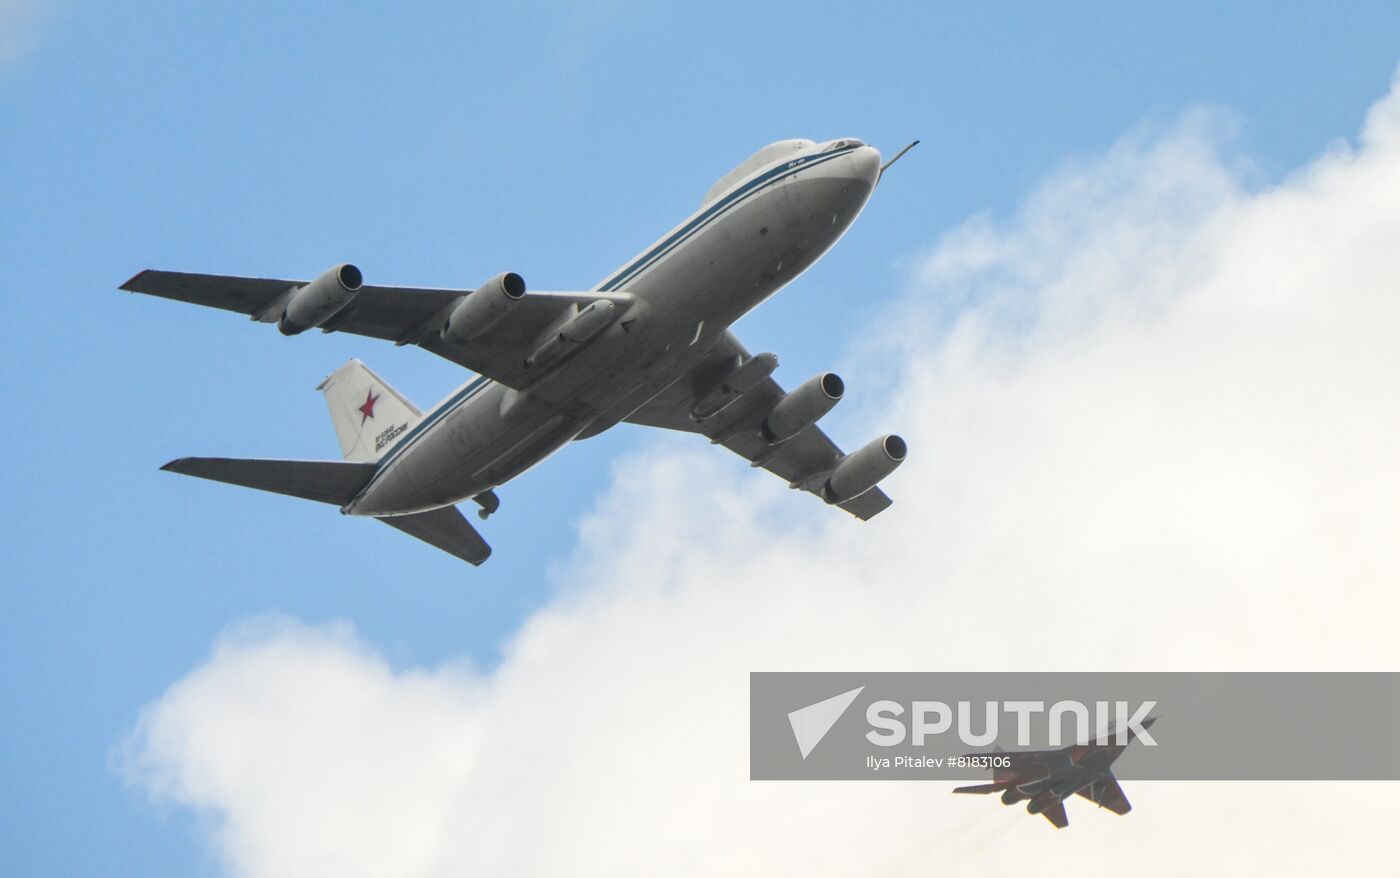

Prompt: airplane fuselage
[{"left": 344, "top": 140, "right": 882, "bottom": 517}]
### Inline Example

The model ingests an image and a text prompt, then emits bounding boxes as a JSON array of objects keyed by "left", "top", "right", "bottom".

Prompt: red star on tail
[{"left": 358, "top": 389, "right": 379, "bottom": 424}]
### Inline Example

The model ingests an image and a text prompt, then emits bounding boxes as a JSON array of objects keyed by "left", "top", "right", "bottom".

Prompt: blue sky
[{"left": 4, "top": 2, "right": 1400, "bottom": 874}]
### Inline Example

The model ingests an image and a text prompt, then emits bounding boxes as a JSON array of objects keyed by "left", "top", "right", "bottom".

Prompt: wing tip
[{"left": 119, "top": 269, "right": 153, "bottom": 292}]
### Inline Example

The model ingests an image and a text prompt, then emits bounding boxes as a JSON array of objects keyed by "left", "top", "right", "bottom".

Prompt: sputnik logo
[
  {"left": 358, "top": 389, "right": 379, "bottom": 425},
  {"left": 788, "top": 686, "right": 864, "bottom": 759}
]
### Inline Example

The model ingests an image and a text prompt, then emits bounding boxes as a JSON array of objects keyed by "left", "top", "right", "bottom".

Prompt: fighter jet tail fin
[
  {"left": 317, "top": 359, "right": 423, "bottom": 462},
  {"left": 1076, "top": 773, "right": 1133, "bottom": 815},
  {"left": 1041, "top": 800, "right": 1069, "bottom": 829}
]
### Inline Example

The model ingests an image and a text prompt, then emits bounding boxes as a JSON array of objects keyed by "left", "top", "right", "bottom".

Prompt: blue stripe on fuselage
[
  {"left": 369, "top": 374, "right": 491, "bottom": 472},
  {"left": 596, "top": 144, "right": 857, "bottom": 292}
]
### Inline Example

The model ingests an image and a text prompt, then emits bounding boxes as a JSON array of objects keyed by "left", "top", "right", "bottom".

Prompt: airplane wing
[
  {"left": 119, "top": 269, "right": 633, "bottom": 389},
  {"left": 1075, "top": 774, "right": 1132, "bottom": 815},
  {"left": 619, "top": 331, "right": 893, "bottom": 519},
  {"left": 951, "top": 782, "right": 1009, "bottom": 795},
  {"left": 1041, "top": 800, "right": 1070, "bottom": 829}
]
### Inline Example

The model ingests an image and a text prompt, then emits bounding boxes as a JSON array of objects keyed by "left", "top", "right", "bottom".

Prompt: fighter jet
[
  {"left": 120, "top": 138, "right": 915, "bottom": 565},
  {"left": 952, "top": 717, "right": 1158, "bottom": 828}
]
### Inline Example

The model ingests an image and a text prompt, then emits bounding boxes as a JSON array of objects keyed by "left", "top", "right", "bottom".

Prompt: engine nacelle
[
  {"left": 825, "top": 434, "right": 907, "bottom": 502},
  {"left": 278, "top": 263, "right": 363, "bottom": 335},
  {"left": 762, "top": 372, "right": 844, "bottom": 443},
  {"left": 525, "top": 299, "right": 616, "bottom": 367},
  {"left": 441, "top": 272, "right": 526, "bottom": 344}
]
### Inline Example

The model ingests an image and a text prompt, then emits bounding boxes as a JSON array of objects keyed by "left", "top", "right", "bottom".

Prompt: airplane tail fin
[
  {"left": 1040, "top": 800, "right": 1069, "bottom": 829},
  {"left": 317, "top": 359, "right": 422, "bottom": 462}
]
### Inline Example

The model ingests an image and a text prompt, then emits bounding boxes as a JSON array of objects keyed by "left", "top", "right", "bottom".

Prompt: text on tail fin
[{"left": 317, "top": 359, "right": 423, "bottom": 462}]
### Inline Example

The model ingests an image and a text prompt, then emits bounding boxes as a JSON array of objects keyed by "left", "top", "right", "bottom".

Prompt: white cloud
[{"left": 121, "top": 70, "right": 1400, "bottom": 876}]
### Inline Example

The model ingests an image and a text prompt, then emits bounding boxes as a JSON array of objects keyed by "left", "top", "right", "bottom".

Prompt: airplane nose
[{"left": 847, "top": 145, "right": 882, "bottom": 187}]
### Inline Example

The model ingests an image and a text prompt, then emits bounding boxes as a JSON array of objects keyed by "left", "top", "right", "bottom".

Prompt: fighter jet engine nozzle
[
  {"left": 825, "top": 434, "right": 906, "bottom": 502},
  {"left": 761, "top": 372, "right": 844, "bottom": 443},
  {"left": 1026, "top": 797, "right": 1052, "bottom": 815},
  {"left": 278, "top": 263, "right": 363, "bottom": 335},
  {"left": 441, "top": 272, "right": 527, "bottom": 344},
  {"left": 525, "top": 299, "right": 617, "bottom": 368}
]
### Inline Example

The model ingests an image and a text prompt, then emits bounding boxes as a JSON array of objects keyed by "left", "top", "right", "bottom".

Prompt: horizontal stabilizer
[
  {"left": 378, "top": 506, "right": 492, "bottom": 566},
  {"left": 161, "top": 457, "right": 377, "bottom": 505}
]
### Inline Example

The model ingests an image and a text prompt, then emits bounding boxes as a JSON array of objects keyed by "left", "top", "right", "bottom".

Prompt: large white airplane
[{"left": 122, "top": 137, "right": 911, "bottom": 565}]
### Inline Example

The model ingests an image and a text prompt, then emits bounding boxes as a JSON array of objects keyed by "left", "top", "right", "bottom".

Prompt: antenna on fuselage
[{"left": 878, "top": 140, "right": 920, "bottom": 181}]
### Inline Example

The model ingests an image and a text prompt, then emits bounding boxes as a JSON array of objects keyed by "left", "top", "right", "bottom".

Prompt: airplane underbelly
[{"left": 350, "top": 385, "right": 583, "bottom": 515}]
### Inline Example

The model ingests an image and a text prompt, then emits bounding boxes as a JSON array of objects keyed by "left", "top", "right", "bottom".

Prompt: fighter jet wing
[
  {"left": 951, "top": 782, "right": 1009, "bottom": 794},
  {"left": 1075, "top": 774, "right": 1132, "bottom": 815},
  {"left": 119, "top": 269, "right": 633, "bottom": 389},
  {"left": 620, "top": 331, "right": 893, "bottom": 519}
]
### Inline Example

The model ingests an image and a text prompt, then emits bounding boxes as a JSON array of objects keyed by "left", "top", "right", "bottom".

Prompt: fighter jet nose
[{"left": 848, "top": 146, "right": 882, "bottom": 186}]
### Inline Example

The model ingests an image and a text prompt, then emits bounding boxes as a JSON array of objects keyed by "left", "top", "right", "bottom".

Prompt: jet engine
[
  {"left": 278, "top": 263, "right": 363, "bottom": 335},
  {"left": 762, "top": 372, "right": 844, "bottom": 443},
  {"left": 441, "top": 272, "right": 527, "bottom": 343},
  {"left": 825, "top": 434, "right": 907, "bottom": 502},
  {"left": 525, "top": 300, "right": 616, "bottom": 367},
  {"left": 1026, "top": 797, "right": 1055, "bottom": 815}
]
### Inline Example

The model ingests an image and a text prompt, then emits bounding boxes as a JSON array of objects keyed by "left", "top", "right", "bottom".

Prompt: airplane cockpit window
[{"left": 824, "top": 138, "right": 864, "bottom": 151}]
